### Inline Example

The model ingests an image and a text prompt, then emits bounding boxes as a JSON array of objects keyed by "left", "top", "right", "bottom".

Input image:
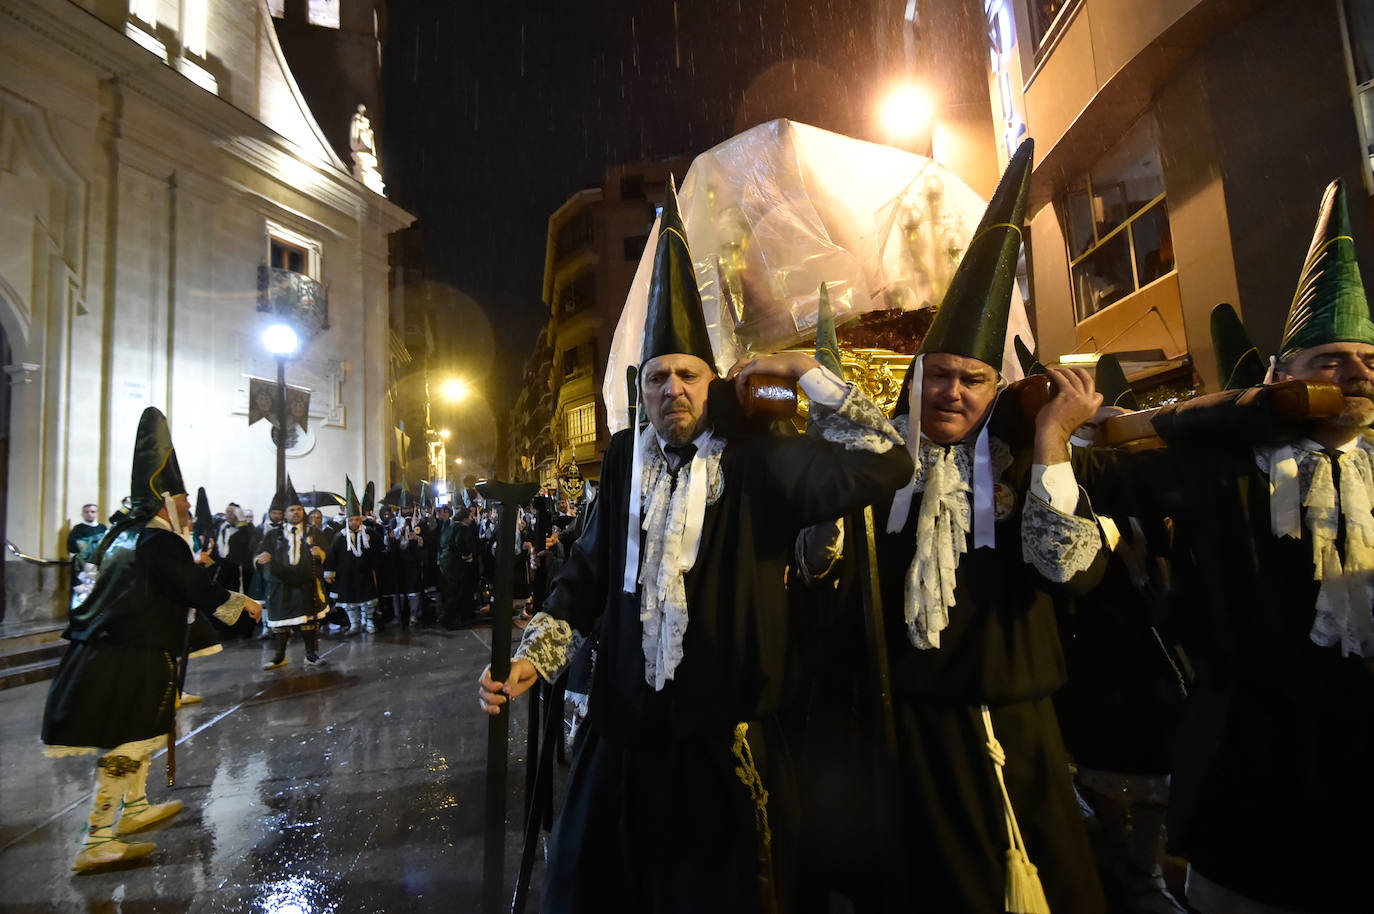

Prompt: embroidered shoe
[
  {"left": 72, "top": 837, "right": 157, "bottom": 871},
  {"left": 115, "top": 798, "right": 183, "bottom": 836}
]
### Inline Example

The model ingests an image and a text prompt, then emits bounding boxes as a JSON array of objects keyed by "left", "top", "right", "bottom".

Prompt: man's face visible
[
  {"left": 919, "top": 352, "right": 999, "bottom": 445},
  {"left": 642, "top": 353, "right": 713, "bottom": 446},
  {"left": 1280, "top": 342, "right": 1374, "bottom": 431},
  {"left": 1281, "top": 342, "right": 1374, "bottom": 393},
  {"left": 285, "top": 506, "right": 305, "bottom": 524},
  {"left": 243, "top": 510, "right": 254, "bottom": 525},
  {"left": 347, "top": 515, "right": 363, "bottom": 532},
  {"left": 82, "top": 505, "right": 98, "bottom": 523},
  {"left": 269, "top": 509, "right": 283, "bottom": 524}
]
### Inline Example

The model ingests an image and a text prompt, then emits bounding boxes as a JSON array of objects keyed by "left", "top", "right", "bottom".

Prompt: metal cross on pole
[{"left": 476, "top": 479, "right": 538, "bottom": 914}]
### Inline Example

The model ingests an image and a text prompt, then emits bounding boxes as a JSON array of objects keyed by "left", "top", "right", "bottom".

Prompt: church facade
[{"left": 0, "top": 0, "right": 412, "bottom": 622}]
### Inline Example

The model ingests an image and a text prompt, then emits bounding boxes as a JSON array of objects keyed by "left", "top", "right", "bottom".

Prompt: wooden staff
[{"left": 477, "top": 479, "right": 538, "bottom": 914}]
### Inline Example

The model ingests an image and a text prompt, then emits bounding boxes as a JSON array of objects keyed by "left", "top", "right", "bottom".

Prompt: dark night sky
[{"left": 380, "top": 0, "right": 894, "bottom": 409}]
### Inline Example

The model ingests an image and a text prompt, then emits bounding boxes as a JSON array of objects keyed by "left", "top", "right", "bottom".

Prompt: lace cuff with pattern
[
  {"left": 811, "top": 383, "right": 901, "bottom": 454},
  {"left": 212, "top": 591, "right": 249, "bottom": 625},
  {"left": 514, "top": 611, "right": 576, "bottom": 682},
  {"left": 1021, "top": 491, "right": 1101, "bottom": 583}
]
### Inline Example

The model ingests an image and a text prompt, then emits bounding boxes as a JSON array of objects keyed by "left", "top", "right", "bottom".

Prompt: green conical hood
[
  {"left": 130, "top": 407, "right": 186, "bottom": 512},
  {"left": 1013, "top": 336, "right": 1047, "bottom": 377},
  {"left": 813, "top": 282, "right": 843, "bottom": 377},
  {"left": 1210, "top": 303, "right": 1267, "bottom": 390},
  {"left": 641, "top": 176, "right": 715, "bottom": 368},
  {"left": 808, "top": 282, "right": 844, "bottom": 434},
  {"left": 919, "top": 138, "right": 1033, "bottom": 369},
  {"left": 399, "top": 476, "right": 411, "bottom": 510},
  {"left": 345, "top": 476, "right": 361, "bottom": 517},
  {"left": 194, "top": 487, "right": 214, "bottom": 541},
  {"left": 1278, "top": 179, "right": 1374, "bottom": 361},
  {"left": 1095, "top": 354, "right": 1139, "bottom": 410},
  {"left": 363, "top": 481, "right": 375, "bottom": 514},
  {"left": 285, "top": 477, "right": 302, "bottom": 509}
]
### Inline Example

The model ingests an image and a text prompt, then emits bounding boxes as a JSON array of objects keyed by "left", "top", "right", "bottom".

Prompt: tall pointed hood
[
  {"left": 918, "top": 138, "right": 1033, "bottom": 369},
  {"left": 1210, "top": 303, "right": 1267, "bottom": 390},
  {"left": 363, "top": 481, "right": 375, "bottom": 514},
  {"left": 1013, "top": 336, "right": 1048, "bottom": 377},
  {"left": 284, "top": 477, "right": 303, "bottom": 510},
  {"left": 399, "top": 476, "right": 411, "bottom": 510},
  {"left": 194, "top": 487, "right": 214, "bottom": 542},
  {"left": 1094, "top": 354, "right": 1139, "bottom": 410},
  {"left": 808, "top": 282, "right": 844, "bottom": 434},
  {"left": 269, "top": 487, "right": 286, "bottom": 513},
  {"left": 345, "top": 476, "right": 361, "bottom": 517},
  {"left": 130, "top": 407, "right": 187, "bottom": 513},
  {"left": 1278, "top": 179, "right": 1374, "bottom": 361},
  {"left": 640, "top": 176, "right": 715, "bottom": 368}
]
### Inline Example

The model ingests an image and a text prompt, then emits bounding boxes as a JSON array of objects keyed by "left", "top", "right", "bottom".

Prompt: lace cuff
[
  {"left": 811, "top": 383, "right": 901, "bottom": 454},
  {"left": 212, "top": 591, "right": 248, "bottom": 625},
  {"left": 1021, "top": 492, "right": 1101, "bottom": 583},
  {"left": 514, "top": 611, "right": 576, "bottom": 682}
]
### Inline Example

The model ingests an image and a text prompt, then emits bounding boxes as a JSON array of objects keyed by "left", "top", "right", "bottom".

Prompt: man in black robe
[
  {"left": 256, "top": 479, "right": 328, "bottom": 669},
  {"left": 872, "top": 140, "right": 1108, "bottom": 914},
  {"left": 41, "top": 408, "right": 261, "bottom": 871},
  {"left": 323, "top": 477, "right": 379, "bottom": 635},
  {"left": 478, "top": 179, "right": 913, "bottom": 913},
  {"left": 1081, "top": 179, "right": 1374, "bottom": 914}
]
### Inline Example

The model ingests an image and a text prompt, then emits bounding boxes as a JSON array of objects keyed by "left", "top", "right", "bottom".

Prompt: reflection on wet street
[{"left": 0, "top": 625, "right": 535, "bottom": 912}]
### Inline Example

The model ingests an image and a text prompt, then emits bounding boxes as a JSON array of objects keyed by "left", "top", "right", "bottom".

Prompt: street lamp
[
  {"left": 879, "top": 84, "right": 935, "bottom": 144},
  {"left": 440, "top": 377, "right": 470, "bottom": 402},
  {"left": 440, "top": 428, "right": 451, "bottom": 439},
  {"left": 262, "top": 321, "right": 301, "bottom": 493}
]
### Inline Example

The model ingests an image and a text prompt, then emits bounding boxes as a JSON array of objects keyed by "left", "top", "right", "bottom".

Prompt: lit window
[
  {"left": 1059, "top": 116, "right": 1174, "bottom": 322},
  {"left": 129, "top": 0, "right": 156, "bottom": 27},
  {"left": 183, "top": 0, "right": 208, "bottom": 57},
  {"left": 308, "top": 0, "right": 340, "bottom": 29},
  {"left": 565, "top": 402, "right": 597, "bottom": 447},
  {"left": 1027, "top": 0, "right": 1081, "bottom": 52}
]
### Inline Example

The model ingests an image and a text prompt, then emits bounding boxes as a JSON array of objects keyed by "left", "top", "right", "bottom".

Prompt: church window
[
  {"left": 266, "top": 222, "right": 322, "bottom": 280},
  {"left": 308, "top": 0, "right": 341, "bottom": 29}
]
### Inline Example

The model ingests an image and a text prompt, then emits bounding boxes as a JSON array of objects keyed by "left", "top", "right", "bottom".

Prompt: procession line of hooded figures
[{"left": 36, "top": 138, "right": 1372, "bottom": 913}]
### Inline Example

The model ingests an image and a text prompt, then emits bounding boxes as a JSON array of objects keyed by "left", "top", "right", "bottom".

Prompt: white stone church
[{"left": 0, "top": 0, "right": 412, "bottom": 621}]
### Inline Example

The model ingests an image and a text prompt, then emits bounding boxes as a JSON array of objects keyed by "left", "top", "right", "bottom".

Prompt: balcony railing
[{"left": 257, "top": 266, "right": 329, "bottom": 335}]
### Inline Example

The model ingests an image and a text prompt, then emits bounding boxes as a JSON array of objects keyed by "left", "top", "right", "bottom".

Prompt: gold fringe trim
[{"left": 731, "top": 722, "right": 775, "bottom": 900}]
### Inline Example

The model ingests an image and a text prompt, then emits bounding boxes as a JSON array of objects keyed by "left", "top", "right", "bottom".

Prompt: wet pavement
[{"left": 0, "top": 622, "right": 542, "bottom": 912}]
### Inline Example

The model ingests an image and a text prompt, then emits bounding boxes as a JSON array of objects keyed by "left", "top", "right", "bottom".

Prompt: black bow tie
[{"left": 665, "top": 443, "right": 698, "bottom": 470}]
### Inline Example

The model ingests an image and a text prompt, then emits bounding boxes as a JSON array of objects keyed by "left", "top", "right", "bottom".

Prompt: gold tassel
[
  {"left": 731, "top": 722, "right": 778, "bottom": 914},
  {"left": 981, "top": 706, "right": 1052, "bottom": 914},
  {"left": 1004, "top": 848, "right": 1051, "bottom": 914}
]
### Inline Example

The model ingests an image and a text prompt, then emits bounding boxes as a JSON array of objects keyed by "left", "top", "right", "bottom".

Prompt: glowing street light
[
  {"left": 440, "top": 429, "right": 451, "bottom": 439},
  {"left": 454, "top": 457, "right": 463, "bottom": 465},
  {"left": 440, "top": 377, "right": 470, "bottom": 402},
  {"left": 261, "top": 322, "right": 300, "bottom": 357},
  {"left": 880, "top": 85, "right": 935, "bottom": 143}
]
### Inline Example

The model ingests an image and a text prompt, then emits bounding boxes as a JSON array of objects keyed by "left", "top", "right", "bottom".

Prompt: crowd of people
[
  {"left": 477, "top": 154, "right": 1374, "bottom": 914},
  {"left": 35, "top": 139, "right": 1374, "bottom": 911}
]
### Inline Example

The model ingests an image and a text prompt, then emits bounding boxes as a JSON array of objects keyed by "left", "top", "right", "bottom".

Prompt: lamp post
[{"left": 262, "top": 321, "right": 300, "bottom": 494}]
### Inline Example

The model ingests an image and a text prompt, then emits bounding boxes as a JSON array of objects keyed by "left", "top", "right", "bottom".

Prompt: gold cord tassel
[
  {"left": 981, "top": 705, "right": 1051, "bottom": 914},
  {"left": 732, "top": 722, "right": 777, "bottom": 914}
]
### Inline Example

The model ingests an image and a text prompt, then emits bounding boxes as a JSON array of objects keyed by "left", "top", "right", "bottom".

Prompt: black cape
[{"left": 540, "top": 421, "right": 913, "bottom": 914}]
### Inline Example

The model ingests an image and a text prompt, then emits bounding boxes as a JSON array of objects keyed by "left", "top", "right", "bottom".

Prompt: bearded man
[{"left": 1082, "top": 179, "right": 1374, "bottom": 914}]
